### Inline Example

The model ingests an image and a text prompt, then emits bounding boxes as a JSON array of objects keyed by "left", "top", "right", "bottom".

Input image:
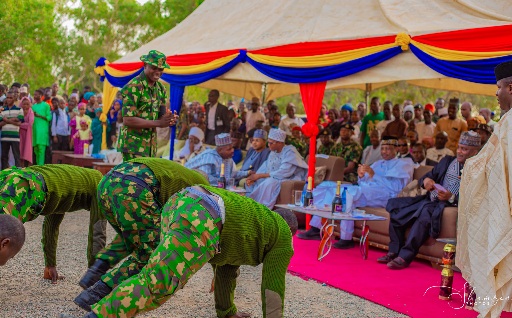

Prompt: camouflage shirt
[
  {"left": 286, "top": 136, "right": 308, "bottom": 158},
  {"left": 318, "top": 142, "right": 335, "bottom": 156},
  {"left": 331, "top": 141, "right": 363, "bottom": 184},
  {"left": 118, "top": 72, "right": 168, "bottom": 157}
]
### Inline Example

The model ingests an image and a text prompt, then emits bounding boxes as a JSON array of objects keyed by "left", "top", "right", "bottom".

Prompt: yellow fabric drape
[
  {"left": 100, "top": 80, "right": 119, "bottom": 150},
  {"left": 411, "top": 40, "right": 512, "bottom": 61}
]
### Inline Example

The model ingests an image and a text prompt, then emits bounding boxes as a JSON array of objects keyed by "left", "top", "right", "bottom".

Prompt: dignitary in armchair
[
  {"left": 380, "top": 131, "right": 481, "bottom": 270},
  {"left": 298, "top": 136, "right": 415, "bottom": 249},
  {"left": 185, "top": 133, "right": 252, "bottom": 185},
  {"left": 240, "top": 129, "right": 271, "bottom": 173},
  {"left": 246, "top": 128, "right": 308, "bottom": 209}
]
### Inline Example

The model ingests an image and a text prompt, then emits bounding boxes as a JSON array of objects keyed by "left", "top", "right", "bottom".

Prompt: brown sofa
[
  {"left": 275, "top": 155, "right": 345, "bottom": 225},
  {"left": 352, "top": 165, "right": 458, "bottom": 265}
]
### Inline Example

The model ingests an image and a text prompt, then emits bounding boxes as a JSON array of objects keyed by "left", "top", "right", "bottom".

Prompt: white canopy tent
[{"left": 116, "top": 0, "right": 512, "bottom": 100}]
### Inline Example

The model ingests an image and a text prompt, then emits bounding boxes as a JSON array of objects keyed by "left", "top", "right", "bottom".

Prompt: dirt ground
[{"left": 0, "top": 210, "right": 406, "bottom": 318}]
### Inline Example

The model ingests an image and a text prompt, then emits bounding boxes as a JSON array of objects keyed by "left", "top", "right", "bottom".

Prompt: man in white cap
[
  {"left": 246, "top": 128, "right": 308, "bottom": 208},
  {"left": 177, "top": 126, "right": 206, "bottom": 162},
  {"left": 241, "top": 129, "right": 271, "bottom": 173},
  {"left": 185, "top": 133, "right": 252, "bottom": 185},
  {"left": 298, "top": 136, "right": 415, "bottom": 249},
  {"left": 456, "top": 61, "right": 512, "bottom": 317},
  {"left": 403, "top": 105, "right": 414, "bottom": 123}
]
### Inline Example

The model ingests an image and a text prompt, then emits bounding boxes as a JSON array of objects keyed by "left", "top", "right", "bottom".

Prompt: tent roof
[{"left": 117, "top": 0, "right": 512, "bottom": 99}]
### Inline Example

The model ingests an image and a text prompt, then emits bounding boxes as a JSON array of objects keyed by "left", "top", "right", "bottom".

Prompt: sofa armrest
[{"left": 276, "top": 180, "right": 306, "bottom": 205}]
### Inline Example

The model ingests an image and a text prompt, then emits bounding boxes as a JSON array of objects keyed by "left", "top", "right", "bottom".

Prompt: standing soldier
[{"left": 117, "top": 50, "right": 178, "bottom": 161}]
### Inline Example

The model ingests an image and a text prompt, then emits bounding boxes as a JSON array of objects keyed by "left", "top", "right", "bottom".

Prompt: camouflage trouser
[
  {"left": 121, "top": 152, "right": 141, "bottom": 162},
  {"left": 95, "top": 162, "right": 162, "bottom": 288},
  {"left": 91, "top": 188, "right": 221, "bottom": 318}
]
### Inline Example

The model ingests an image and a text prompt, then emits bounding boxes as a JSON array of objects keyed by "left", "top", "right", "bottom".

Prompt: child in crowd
[
  {"left": 72, "top": 119, "right": 92, "bottom": 155},
  {"left": 19, "top": 96, "right": 34, "bottom": 167},
  {"left": 69, "top": 103, "right": 92, "bottom": 151},
  {"left": 107, "top": 100, "right": 121, "bottom": 149}
]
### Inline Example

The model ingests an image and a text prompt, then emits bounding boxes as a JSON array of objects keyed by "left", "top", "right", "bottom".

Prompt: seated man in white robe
[
  {"left": 246, "top": 128, "right": 308, "bottom": 208},
  {"left": 185, "top": 133, "right": 251, "bottom": 185},
  {"left": 297, "top": 136, "right": 414, "bottom": 249}
]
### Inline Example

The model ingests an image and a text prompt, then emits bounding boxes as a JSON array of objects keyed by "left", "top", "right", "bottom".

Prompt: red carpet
[{"left": 288, "top": 237, "right": 512, "bottom": 318}]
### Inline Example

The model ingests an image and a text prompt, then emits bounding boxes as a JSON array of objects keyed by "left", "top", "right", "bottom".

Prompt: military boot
[
  {"left": 79, "top": 259, "right": 110, "bottom": 289},
  {"left": 74, "top": 280, "right": 112, "bottom": 312}
]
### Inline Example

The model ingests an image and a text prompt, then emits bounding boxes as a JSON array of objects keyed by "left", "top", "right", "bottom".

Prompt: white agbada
[
  {"left": 247, "top": 145, "right": 308, "bottom": 208},
  {"left": 310, "top": 158, "right": 414, "bottom": 239},
  {"left": 457, "top": 111, "right": 512, "bottom": 318}
]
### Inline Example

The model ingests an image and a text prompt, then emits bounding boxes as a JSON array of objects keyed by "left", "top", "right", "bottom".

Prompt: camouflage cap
[{"left": 140, "top": 50, "right": 170, "bottom": 69}]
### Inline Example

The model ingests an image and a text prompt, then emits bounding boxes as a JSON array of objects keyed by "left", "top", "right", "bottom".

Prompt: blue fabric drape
[
  {"left": 169, "top": 85, "right": 185, "bottom": 160},
  {"left": 104, "top": 69, "right": 144, "bottom": 87},
  {"left": 245, "top": 47, "right": 402, "bottom": 83},
  {"left": 410, "top": 44, "right": 512, "bottom": 84}
]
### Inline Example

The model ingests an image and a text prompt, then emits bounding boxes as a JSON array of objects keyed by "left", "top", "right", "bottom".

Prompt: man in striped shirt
[{"left": 0, "top": 91, "right": 24, "bottom": 168}]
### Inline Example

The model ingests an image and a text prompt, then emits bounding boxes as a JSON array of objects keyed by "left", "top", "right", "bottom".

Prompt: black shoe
[
  {"left": 332, "top": 239, "right": 355, "bottom": 249},
  {"left": 377, "top": 253, "right": 398, "bottom": 264},
  {"left": 74, "top": 281, "right": 112, "bottom": 312},
  {"left": 296, "top": 227, "right": 321, "bottom": 240},
  {"left": 79, "top": 259, "right": 110, "bottom": 290},
  {"left": 387, "top": 257, "right": 410, "bottom": 270}
]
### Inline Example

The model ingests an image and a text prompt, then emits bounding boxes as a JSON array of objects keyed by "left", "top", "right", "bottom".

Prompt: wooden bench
[
  {"left": 52, "top": 150, "right": 74, "bottom": 164},
  {"left": 62, "top": 154, "right": 100, "bottom": 168}
]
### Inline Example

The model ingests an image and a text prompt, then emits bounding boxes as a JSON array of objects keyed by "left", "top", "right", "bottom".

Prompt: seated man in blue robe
[
  {"left": 185, "top": 133, "right": 252, "bottom": 185},
  {"left": 380, "top": 131, "right": 480, "bottom": 269},
  {"left": 297, "top": 136, "right": 415, "bottom": 249},
  {"left": 240, "top": 129, "right": 271, "bottom": 173},
  {"left": 246, "top": 128, "right": 308, "bottom": 209}
]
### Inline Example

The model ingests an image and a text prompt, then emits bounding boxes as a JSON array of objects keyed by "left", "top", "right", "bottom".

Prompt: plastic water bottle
[
  {"left": 300, "top": 181, "right": 308, "bottom": 206},
  {"left": 341, "top": 186, "right": 347, "bottom": 213}
]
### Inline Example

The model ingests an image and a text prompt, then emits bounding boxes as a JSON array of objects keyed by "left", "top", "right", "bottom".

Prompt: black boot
[
  {"left": 74, "top": 280, "right": 112, "bottom": 312},
  {"left": 79, "top": 259, "right": 110, "bottom": 290},
  {"left": 296, "top": 227, "right": 321, "bottom": 240}
]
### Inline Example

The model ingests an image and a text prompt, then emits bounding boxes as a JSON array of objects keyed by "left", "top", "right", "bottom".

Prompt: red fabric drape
[
  {"left": 413, "top": 24, "right": 512, "bottom": 52},
  {"left": 299, "top": 82, "right": 327, "bottom": 187}
]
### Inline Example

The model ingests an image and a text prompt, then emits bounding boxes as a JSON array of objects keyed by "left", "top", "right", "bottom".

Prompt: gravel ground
[{"left": 0, "top": 210, "right": 407, "bottom": 318}]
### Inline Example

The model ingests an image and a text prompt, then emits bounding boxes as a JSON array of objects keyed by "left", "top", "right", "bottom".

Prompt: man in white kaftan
[
  {"left": 456, "top": 61, "right": 512, "bottom": 318},
  {"left": 246, "top": 128, "right": 308, "bottom": 208},
  {"left": 297, "top": 137, "right": 414, "bottom": 249}
]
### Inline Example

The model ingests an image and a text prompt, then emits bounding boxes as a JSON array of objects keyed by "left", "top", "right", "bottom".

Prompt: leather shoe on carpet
[
  {"left": 332, "top": 239, "right": 355, "bottom": 249},
  {"left": 296, "top": 227, "right": 321, "bottom": 240},
  {"left": 377, "top": 253, "right": 397, "bottom": 264},
  {"left": 387, "top": 257, "right": 409, "bottom": 270}
]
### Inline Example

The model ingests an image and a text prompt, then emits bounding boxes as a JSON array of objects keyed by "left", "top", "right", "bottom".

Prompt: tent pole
[{"left": 261, "top": 82, "right": 267, "bottom": 104}]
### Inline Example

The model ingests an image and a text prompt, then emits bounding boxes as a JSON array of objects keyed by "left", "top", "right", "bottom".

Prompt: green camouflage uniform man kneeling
[
  {"left": 75, "top": 158, "right": 208, "bottom": 310},
  {"left": 69, "top": 185, "right": 296, "bottom": 318},
  {"left": 0, "top": 165, "right": 106, "bottom": 282}
]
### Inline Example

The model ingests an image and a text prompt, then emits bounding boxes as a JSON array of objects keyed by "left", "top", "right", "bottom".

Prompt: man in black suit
[{"left": 204, "top": 89, "right": 230, "bottom": 145}]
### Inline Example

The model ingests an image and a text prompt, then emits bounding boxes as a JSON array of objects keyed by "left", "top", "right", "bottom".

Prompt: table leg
[
  {"left": 359, "top": 221, "right": 370, "bottom": 260},
  {"left": 317, "top": 218, "right": 334, "bottom": 261}
]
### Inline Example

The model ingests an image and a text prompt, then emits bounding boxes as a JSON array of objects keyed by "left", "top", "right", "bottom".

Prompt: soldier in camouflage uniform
[
  {"left": 117, "top": 50, "right": 178, "bottom": 161},
  {"left": 0, "top": 164, "right": 105, "bottom": 283},
  {"left": 74, "top": 158, "right": 208, "bottom": 312},
  {"left": 67, "top": 185, "right": 297, "bottom": 318},
  {"left": 317, "top": 127, "right": 334, "bottom": 155},
  {"left": 286, "top": 126, "right": 308, "bottom": 158},
  {"left": 331, "top": 124, "right": 363, "bottom": 184}
]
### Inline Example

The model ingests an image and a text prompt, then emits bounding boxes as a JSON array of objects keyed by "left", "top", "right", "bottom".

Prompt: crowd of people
[
  {"left": 0, "top": 82, "right": 122, "bottom": 169},
  {"left": 1, "top": 48, "right": 510, "bottom": 318}
]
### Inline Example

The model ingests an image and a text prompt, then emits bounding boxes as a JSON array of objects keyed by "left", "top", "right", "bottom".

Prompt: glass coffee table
[{"left": 275, "top": 204, "right": 387, "bottom": 261}]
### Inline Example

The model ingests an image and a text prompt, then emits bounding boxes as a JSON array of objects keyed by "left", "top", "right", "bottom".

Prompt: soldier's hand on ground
[
  {"left": 43, "top": 266, "right": 65, "bottom": 284},
  {"left": 227, "top": 312, "right": 251, "bottom": 318},
  {"left": 423, "top": 178, "right": 435, "bottom": 191}
]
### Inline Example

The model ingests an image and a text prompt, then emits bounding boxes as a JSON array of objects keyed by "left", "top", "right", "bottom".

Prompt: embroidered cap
[
  {"left": 475, "top": 123, "right": 493, "bottom": 135},
  {"left": 253, "top": 129, "right": 267, "bottom": 140},
  {"left": 459, "top": 131, "right": 481, "bottom": 147},
  {"left": 495, "top": 61, "right": 512, "bottom": 81},
  {"left": 215, "top": 133, "right": 232, "bottom": 147},
  {"left": 268, "top": 128, "right": 287, "bottom": 142},
  {"left": 381, "top": 136, "right": 398, "bottom": 146}
]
